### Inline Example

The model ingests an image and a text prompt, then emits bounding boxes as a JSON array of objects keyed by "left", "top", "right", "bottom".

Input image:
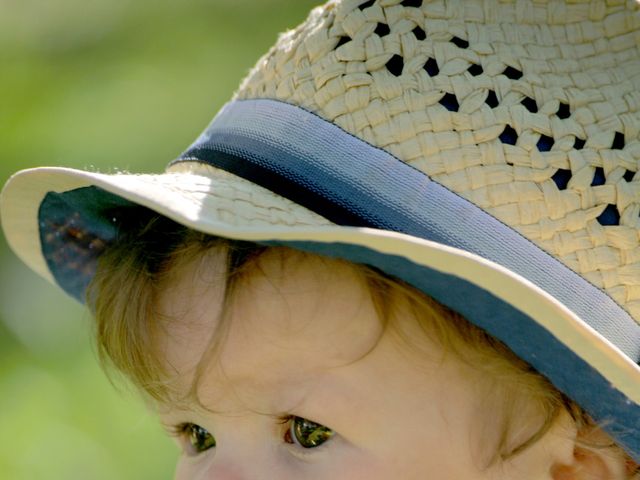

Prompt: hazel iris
[{"left": 287, "top": 416, "right": 334, "bottom": 448}]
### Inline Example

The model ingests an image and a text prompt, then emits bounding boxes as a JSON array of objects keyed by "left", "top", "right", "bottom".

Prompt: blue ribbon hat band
[
  {"left": 36, "top": 98, "right": 640, "bottom": 461},
  {"left": 175, "top": 98, "right": 640, "bottom": 363}
]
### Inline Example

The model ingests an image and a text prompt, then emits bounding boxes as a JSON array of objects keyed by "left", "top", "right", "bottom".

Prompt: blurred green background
[{"left": 0, "top": 1, "right": 319, "bottom": 478}]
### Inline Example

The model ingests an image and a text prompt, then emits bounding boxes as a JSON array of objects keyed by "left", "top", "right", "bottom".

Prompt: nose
[
  {"left": 176, "top": 454, "right": 252, "bottom": 480},
  {"left": 201, "top": 463, "right": 247, "bottom": 480}
]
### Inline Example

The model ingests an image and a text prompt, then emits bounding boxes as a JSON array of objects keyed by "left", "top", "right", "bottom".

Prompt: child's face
[{"left": 154, "top": 249, "right": 547, "bottom": 479}]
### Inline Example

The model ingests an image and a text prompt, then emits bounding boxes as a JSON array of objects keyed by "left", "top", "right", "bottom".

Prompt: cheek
[{"left": 312, "top": 448, "right": 448, "bottom": 480}]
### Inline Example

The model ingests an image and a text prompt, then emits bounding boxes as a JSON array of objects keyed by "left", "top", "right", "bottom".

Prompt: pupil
[{"left": 292, "top": 416, "right": 334, "bottom": 448}]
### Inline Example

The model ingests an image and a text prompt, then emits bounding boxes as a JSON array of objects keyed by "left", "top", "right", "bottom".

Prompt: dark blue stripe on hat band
[{"left": 173, "top": 98, "right": 640, "bottom": 363}]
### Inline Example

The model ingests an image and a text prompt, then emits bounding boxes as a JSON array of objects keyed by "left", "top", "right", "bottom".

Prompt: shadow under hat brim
[{"left": 1, "top": 163, "right": 639, "bottom": 461}]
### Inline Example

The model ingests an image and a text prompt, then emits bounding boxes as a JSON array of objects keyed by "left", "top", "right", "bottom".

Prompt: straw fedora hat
[{"left": 2, "top": 0, "right": 639, "bottom": 462}]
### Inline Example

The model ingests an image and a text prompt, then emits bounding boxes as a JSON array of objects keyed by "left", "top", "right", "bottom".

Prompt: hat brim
[{"left": 2, "top": 163, "right": 639, "bottom": 461}]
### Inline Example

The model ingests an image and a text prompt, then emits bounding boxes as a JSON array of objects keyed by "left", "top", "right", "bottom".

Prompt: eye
[
  {"left": 177, "top": 423, "right": 216, "bottom": 455},
  {"left": 283, "top": 416, "right": 334, "bottom": 449}
]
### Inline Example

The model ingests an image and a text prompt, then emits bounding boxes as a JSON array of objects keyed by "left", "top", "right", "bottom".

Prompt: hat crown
[{"left": 231, "top": 0, "right": 640, "bottom": 323}]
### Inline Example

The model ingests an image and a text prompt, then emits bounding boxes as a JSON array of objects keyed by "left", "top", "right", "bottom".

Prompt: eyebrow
[{"left": 163, "top": 364, "right": 340, "bottom": 415}]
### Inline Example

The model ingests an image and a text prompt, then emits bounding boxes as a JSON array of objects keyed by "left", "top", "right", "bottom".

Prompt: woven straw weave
[
  {"left": 233, "top": 0, "right": 640, "bottom": 322},
  {"left": 170, "top": 163, "right": 333, "bottom": 227}
]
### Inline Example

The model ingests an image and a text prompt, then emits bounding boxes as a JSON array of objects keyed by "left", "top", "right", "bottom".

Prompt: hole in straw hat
[
  {"left": 401, "top": 0, "right": 423, "bottom": 7},
  {"left": 573, "top": 137, "right": 586, "bottom": 150},
  {"left": 612, "top": 131, "right": 625, "bottom": 150},
  {"left": 502, "top": 66, "right": 523, "bottom": 80},
  {"left": 423, "top": 57, "right": 439, "bottom": 77},
  {"left": 557, "top": 102, "right": 571, "bottom": 119},
  {"left": 450, "top": 36, "right": 469, "bottom": 49},
  {"left": 521, "top": 96, "right": 538, "bottom": 113},
  {"left": 485, "top": 90, "right": 499, "bottom": 108},
  {"left": 375, "top": 23, "right": 390, "bottom": 37},
  {"left": 386, "top": 54, "right": 404, "bottom": 76},
  {"left": 439, "top": 93, "right": 459, "bottom": 112},
  {"left": 624, "top": 170, "right": 635, "bottom": 182},
  {"left": 597, "top": 204, "right": 620, "bottom": 226},
  {"left": 358, "top": 0, "right": 376, "bottom": 10},
  {"left": 412, "top": 26, "right": 426, "bottom": 40},
  {"left": 591, "top": 167, "right": 606, "bottom": 187},
  {"left": 536, "top": 134, "right": 554, "bottom": 152},
  {"left": 467, "top": 64, "right": 483, "bottom": 76},
  {"left": 552, "top": 169, "right": 572, "bottom": 190},
  {"left": 335, "top": 36, "right": 351, "bottom": 49},
  {"left": 499, "top": 125, "right": 518, "bottom": 145}
]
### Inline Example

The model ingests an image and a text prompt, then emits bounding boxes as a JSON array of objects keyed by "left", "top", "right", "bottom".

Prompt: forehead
[{"left": 155, "top": 247, "right": 385, "bottom": 409}]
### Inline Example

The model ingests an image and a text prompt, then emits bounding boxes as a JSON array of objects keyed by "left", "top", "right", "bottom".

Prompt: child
[{"left": 1, "top": 0, "right": 639, "bottom": 478}]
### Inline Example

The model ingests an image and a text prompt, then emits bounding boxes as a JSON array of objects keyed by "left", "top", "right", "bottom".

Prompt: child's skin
[{"left": 153, "top": 247, "right": 582, "bottom": 479}]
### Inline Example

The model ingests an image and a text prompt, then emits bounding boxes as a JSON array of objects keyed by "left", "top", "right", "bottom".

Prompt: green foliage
[{"left": 0, "top": 0, "right": 319, "bottom": 477}]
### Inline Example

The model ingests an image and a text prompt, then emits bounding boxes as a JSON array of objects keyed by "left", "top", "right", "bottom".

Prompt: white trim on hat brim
[{"left": 2, "top": 165, "right": 639, "bottom": 405}]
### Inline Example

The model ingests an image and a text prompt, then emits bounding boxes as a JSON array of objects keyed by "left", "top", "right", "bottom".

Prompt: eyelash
[{"left": 167, "top": 422, "right": 194, "bottom": 438}]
